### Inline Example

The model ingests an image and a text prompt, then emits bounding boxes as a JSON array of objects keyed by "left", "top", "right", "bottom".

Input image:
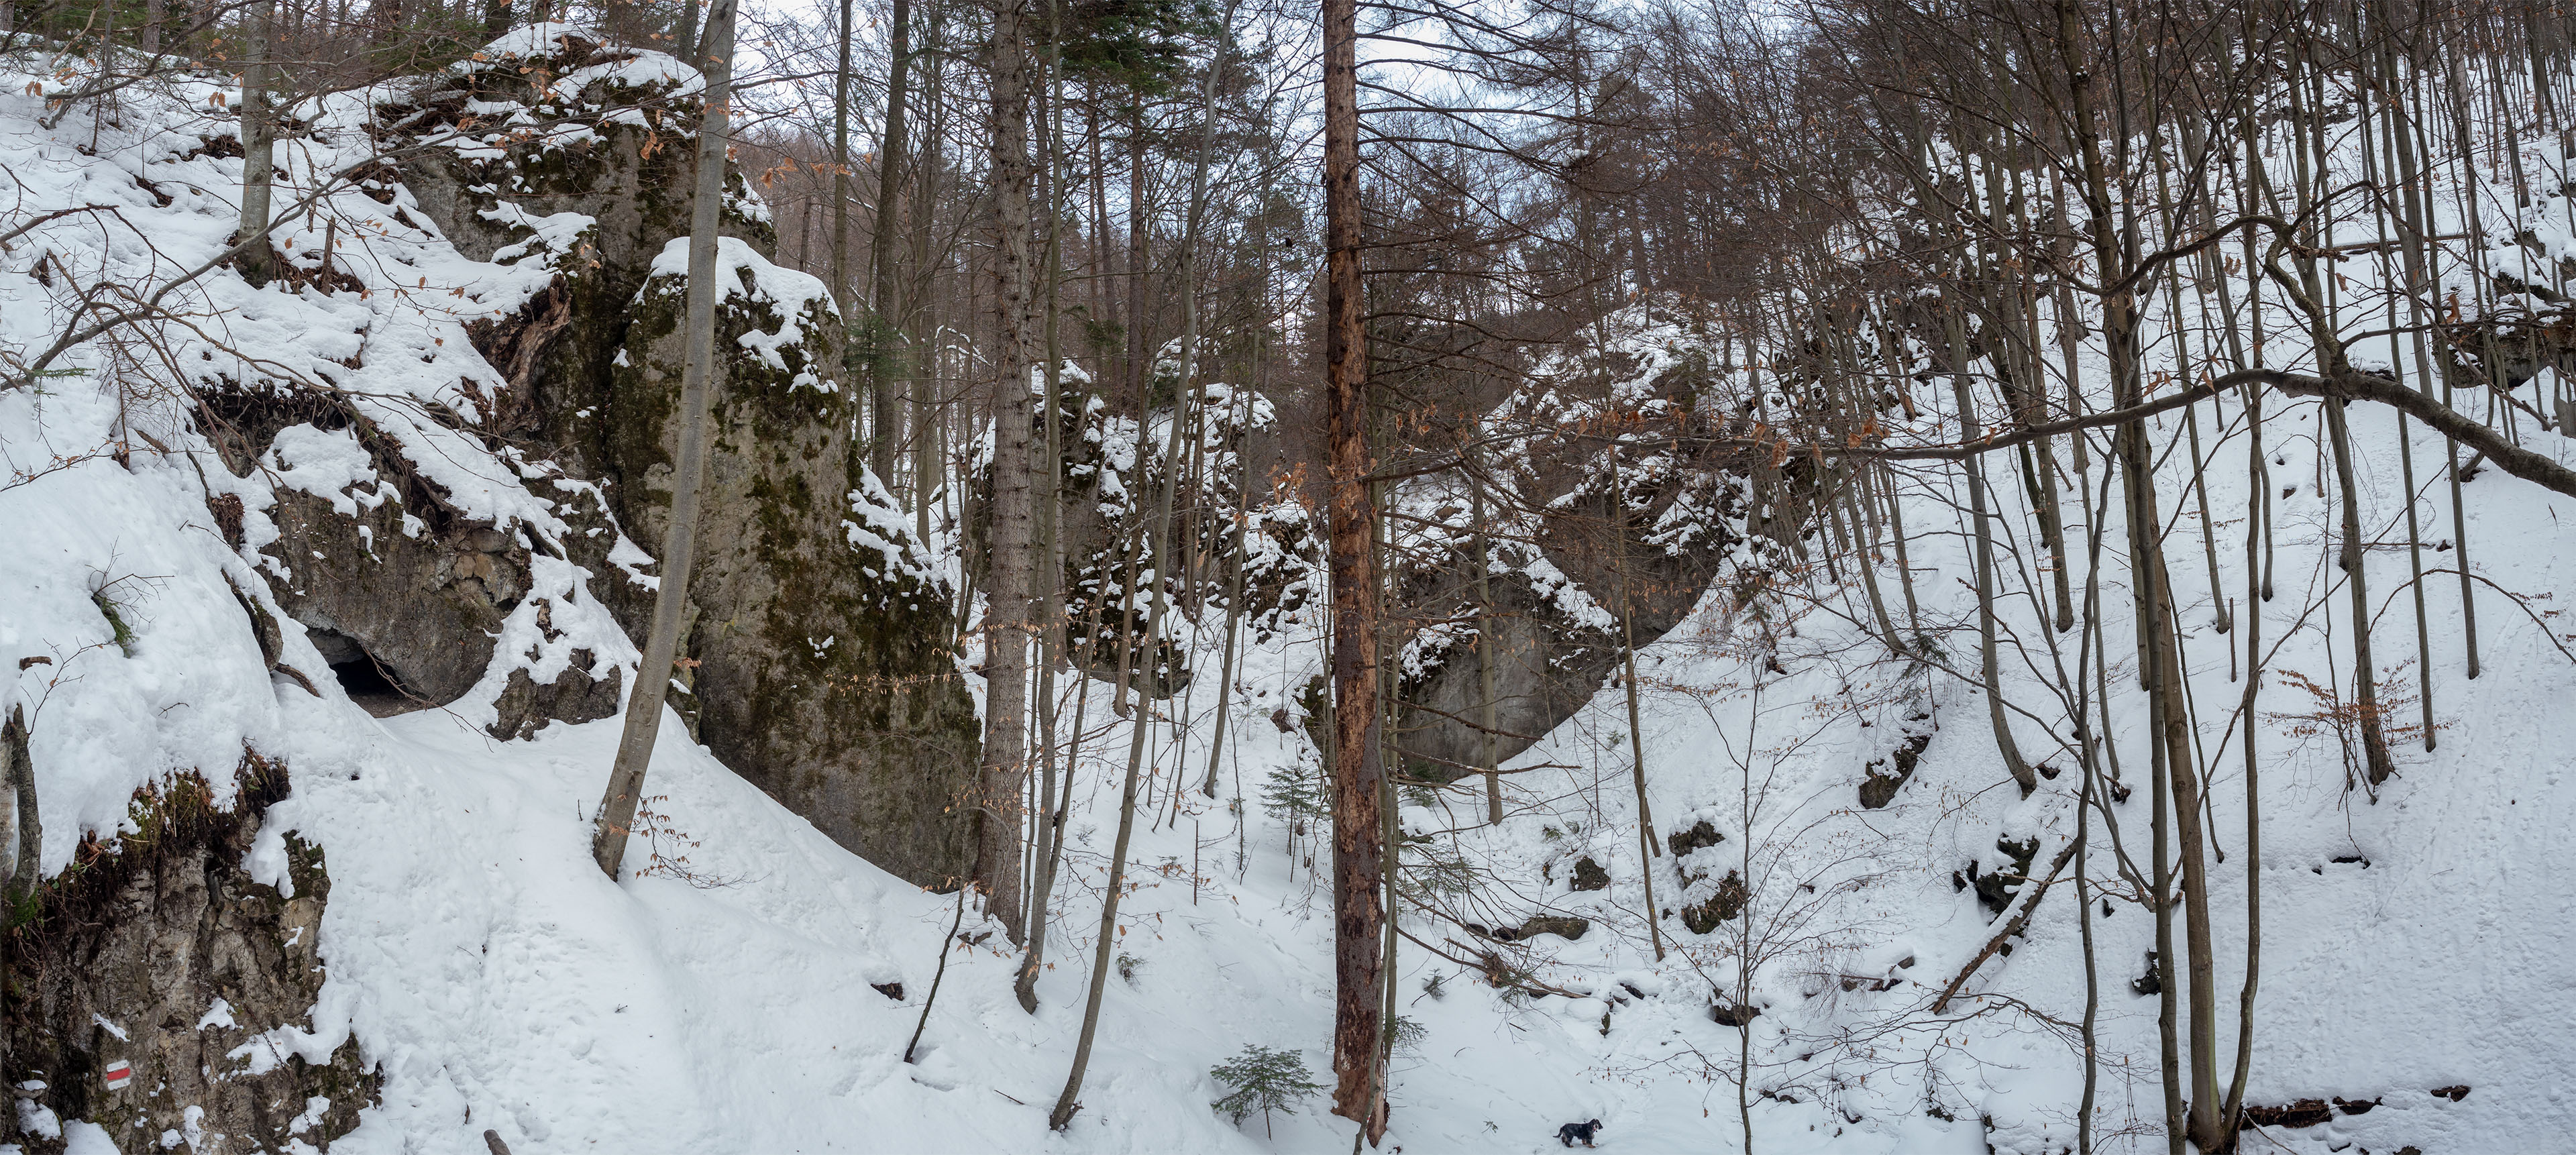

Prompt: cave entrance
[{"left": 306, "top": 628, "right": 429, "bottom": 718}]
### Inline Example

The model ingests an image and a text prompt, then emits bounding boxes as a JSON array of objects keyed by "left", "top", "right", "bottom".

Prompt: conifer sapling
[{"left": 1210, "top": 1044, "right": 1325, "bottom": 1137}]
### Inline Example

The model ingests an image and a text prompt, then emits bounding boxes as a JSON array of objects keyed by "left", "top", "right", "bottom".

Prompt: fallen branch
[
  {"left": 2272, "top": 371, "right": 2576, "bottom": 500},
  {"left": 1931, "top": 838, "right": 2080, "bottom": 1014},
  {"left": 1401, "top": 926, "right": 1589, "bottom": 999}
]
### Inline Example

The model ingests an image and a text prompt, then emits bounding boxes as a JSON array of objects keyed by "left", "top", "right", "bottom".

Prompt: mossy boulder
[
  {"left": 383, "top": 25, "right": 776, "bottom": 485},
  {"left": 1970, "top": 836, "right": 2040, "bottom": 917},
  {"left": 1680, "top": 869, "right": 1748, "bottom": 935},
  {"left": 2, "top": 758, "right": 377, "bottom": 1152},
  {"left": 1667, "top": 820, "right": 1723, "bottom": 859},
  {"left": 603, "top": 240, "right": 976, "bottom": 885},
  {"left": 1390, "top": 429, "right": 1796, "bottom": 789},
  {"left": 1858, "top": 725, "right": 1933, "bottom": 810},
  {"left": 1569, "top": 855, "right": 1611, "bottom": 892},
  {"left": 199, "top": 390, "right": 622, "bottom": 738},
  {"left": 379, "top": 27, "right": 981, "bottom": 885}
]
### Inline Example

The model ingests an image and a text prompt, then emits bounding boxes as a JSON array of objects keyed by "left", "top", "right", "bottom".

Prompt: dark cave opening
[{"left": 306, "top": 627, "right": 427, "bottom": 718}]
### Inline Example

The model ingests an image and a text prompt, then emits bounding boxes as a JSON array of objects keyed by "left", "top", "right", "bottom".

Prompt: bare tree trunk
[
  {"left": 910, "top": 30, "right": 945, "bottom": 539},
  {"left": 2373, "top": 7, "right": 2480, "bottom": 679},
  {"left": 1471, "top": 453, "right": 1501, "bottom": 824},
  {"left": 867, "top": 0, "right": 914, "bottom": 486},
  {"left": 2322, "top": 398, "right": 2398, "bottom": 789},
  {"left": 1848, "top": 473, "right": 1908, "bottom": 655},
  {"left": 1609, "top": 448, "right": 1665, "bottom": 961},
  {"left": 830, "top": 0, "right": 858, "bottom": 431},
  {"left": 1016, "top": 18, "right": 1069, "bottom": 1015},
  {"left": 1107, "top": 114, "right": 1154, "bottom": 720},
  {"left": 235, "top": 0, "right": 278, "bottom": 285},
  {"left": 1870, "top": 456, "right": 1924, "bottom": 640},
  {"left": 1946, "top": 299, "right": 2035, "bottom": 795},
  {"left": 2218, "top": 395, "right": 2266, "bottom": 1149},
  {"left": 1044, "top": 688, "right": 1142, "bottom": 1131},
  {"left": 2051, "top": 3, "right": 2215, "bottom": 1142},
  {"left": 676, "top": 0, "right": 702, "bottom": 61},
  {"left": 970, "top": 0, "right": 1040, "bottom": 940},
  {"left": 1122, "top": 107, "right": 1148, "bottom": 408},
  {"left": 1148, "top": 4, "right": 1234, "bottom": 834},
  {"left": 904, "top": 889, "right": 969, "bottom": 1062},
  {"left": 1170, "top": 5, "right": 1234, "bottom": 802},
  {"left": 1322, "top": 0, "right": 1385, "bottom": 1126},
  {"left": 1049, "top": 264, "right": 1199, "bottom": 1137},
  {"left": 592, "top": 0, "right": 737, "bottom": 878},
  {"left": 1201, "top": 385, "right": 1251, "bottom": 799}
]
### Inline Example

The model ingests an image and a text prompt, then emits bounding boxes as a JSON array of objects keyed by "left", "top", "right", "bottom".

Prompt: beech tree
[{"left": 592, "top": 0, "right": 738, "bottom": 879}]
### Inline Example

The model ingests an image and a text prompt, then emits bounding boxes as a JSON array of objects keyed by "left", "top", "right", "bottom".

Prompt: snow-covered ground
[{"left": 6, "top": 29, "right": 2575, "bottom": 1155}]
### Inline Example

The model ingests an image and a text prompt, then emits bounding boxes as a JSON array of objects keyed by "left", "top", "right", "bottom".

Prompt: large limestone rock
[
  {"left": 2, "top": 760, "right": 376, "bottom": 1154},
  {"left": 1391, "top": 306, "right": 1808, "bottom": 785},
  {"left": 200, "top": 394, "right": 624, "bottom": 740},
  {"left": 606, "top": 238, "right": 976, "bottom": 884},
  {"left": 358, "top": 28, "right": 979, "bottom": 885}
]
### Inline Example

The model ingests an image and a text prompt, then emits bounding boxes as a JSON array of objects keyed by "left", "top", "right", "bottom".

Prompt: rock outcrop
[
  {"left": 201, "top": 388, "right": 628, "bottom": 737},
  {"left": 3, "top": 758, "right": 376, "bottom": 1154},
  {"left": 600, "top": 240, "right": 976, "bottom": 879},
  {"left": 1390, "top": 305, "right": 1814, "bottom": 783},
  {"left": 184, "top": 28, "right": 974, "bottom": 885},
  {"left": 379, "top": 28, "right": 979, "bottom": 884},
  {"left": 1030, "top": 382, "right": 1309, "bottom": 701}
]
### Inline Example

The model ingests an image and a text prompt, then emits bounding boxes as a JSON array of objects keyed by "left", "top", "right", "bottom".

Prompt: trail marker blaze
[{"left": 103, "top": 1060, "right": 133, "bottom": 1091}]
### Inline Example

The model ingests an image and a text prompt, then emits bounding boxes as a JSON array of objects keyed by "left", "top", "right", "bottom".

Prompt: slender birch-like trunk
[
  {"left": 235, "top": 0, "right": 278, "bottom": 285},
  {"left": 1016, "top": 7, "right": 1069, "bottom": 1013},
  {"left": 592, "top": 0, "right": 737, "bottom": 878}
]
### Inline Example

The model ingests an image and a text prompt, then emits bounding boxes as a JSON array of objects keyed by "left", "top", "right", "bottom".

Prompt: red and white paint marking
[{"left": 102, "top": 1060, "right": 132, "bottom": 1091}]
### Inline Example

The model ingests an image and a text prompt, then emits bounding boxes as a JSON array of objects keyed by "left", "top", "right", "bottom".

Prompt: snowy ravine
[{"left": 4, "top": 28, "right": 2575, "bottom": 1155}]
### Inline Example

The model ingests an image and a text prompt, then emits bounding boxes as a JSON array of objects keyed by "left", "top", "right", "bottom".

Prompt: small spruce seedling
[{"left": 1210, "top": 1044, "right": 1324, "bottom": 1137}]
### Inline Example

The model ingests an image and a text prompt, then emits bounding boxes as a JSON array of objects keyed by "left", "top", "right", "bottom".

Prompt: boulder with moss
[
  {"left": 3, "top": 757, "right": 377, "bottom": 1154},
  {"left": 602, "top": 237, "right": 976, "bottom": 884}
]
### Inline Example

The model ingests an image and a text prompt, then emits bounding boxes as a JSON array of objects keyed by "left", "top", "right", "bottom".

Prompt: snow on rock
[{"left": 645, "top": 235, "right": 841, "bottom": 387}]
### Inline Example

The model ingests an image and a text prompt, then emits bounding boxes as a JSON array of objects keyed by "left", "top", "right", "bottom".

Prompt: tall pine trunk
[
  {"left": 1322, "top": 0, "right": 1385, "bottom": 1130},
  {"left": 975, "top": 0, "right": 1038, "bottom": 935}
]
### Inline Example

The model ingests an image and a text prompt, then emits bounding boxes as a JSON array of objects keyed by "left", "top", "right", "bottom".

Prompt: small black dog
[{"left": 1556, "top": 1119, "right": 1603, "bottom": 1148}]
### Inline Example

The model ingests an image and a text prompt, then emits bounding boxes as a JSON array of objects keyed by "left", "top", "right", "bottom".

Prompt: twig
[{"left": 904, "top": 886, "right": 971, "bottom": 1064}]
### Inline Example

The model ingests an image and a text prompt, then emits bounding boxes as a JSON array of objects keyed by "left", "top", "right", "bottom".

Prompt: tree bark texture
[
  {"left": 867, "top": 0, "right": 914, "bottom": 487},
  {"left": 1323, "top": 0, "right": 1385, "bottom": 1132},
  {"left": 592, "top": 0, "right": 738, "bottom": 879},
  {"left": 974, "top": 0, "right": 1040, "bottom": 939}
]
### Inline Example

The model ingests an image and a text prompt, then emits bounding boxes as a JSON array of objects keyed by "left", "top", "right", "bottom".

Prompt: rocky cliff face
[
  {"left": 213, "top": 28, "right": 977, "bottom": 881},
  {"left": 600, "top": 241, "right": 976, "bottom": 880},
  {"left": 1389, "top": 307, "right": 1812, "bottom": 784},
  {"left": 1, "top": 23, "right": 976, "bottom": 1155},
  {"left": 4, "top": 759, "right": 376, "bottom": 1155},
  {"left": 383, "top": 29, "right": 979, "bottom": 885},
  {"left": 1034, "top": 383, "right": 1305, "bottom": 700}
]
